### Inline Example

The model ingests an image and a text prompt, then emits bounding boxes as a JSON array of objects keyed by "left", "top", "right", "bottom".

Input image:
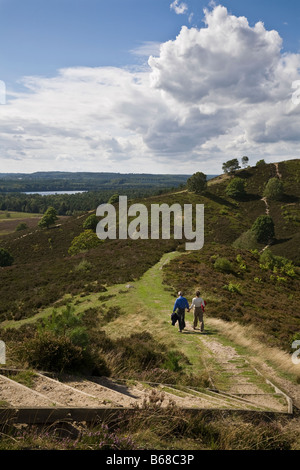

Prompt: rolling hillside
[{"left": 0, "top": 159, "right": 299, "bottom": 449}]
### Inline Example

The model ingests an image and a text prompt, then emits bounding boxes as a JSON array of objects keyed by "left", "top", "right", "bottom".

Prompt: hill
[
  {"left": 0, "top": 159, "right": 299, "bottom": 330},
  {"left": 0, "top": 159, "right": 299, "bottom": 450}
]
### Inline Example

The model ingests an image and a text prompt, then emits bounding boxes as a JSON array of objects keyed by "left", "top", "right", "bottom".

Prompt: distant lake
[{"left": 24, "top": 191, "right": 88, "bottom": 196}]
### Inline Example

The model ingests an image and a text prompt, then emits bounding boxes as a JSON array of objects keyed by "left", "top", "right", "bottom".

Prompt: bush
[
  {"left": 225, "top": 178, "right": 246, "bottom": 199},
  {"left": 251, "top": 215, "right": 275, "bottom": 243},
  {"left": 263, "top": 177, "right": 284, "bottom": 201},
  {"left": 0, "top": 248, "right": 14, "bottom": 267},
  {"left": 233, "top": 230, "right": 258, "bottom": 250},
  {"left": 214, "top": 257, "right": 234, "bottom": 273},
  {"left": 223, "top": 282, "right": 242, "bottom": 294},
  {"left": 68, "top": 229, "right": 102, "bottom": 255},
  {"left": 22, "top": 332, "right": 86, "bottom": 372},
  {"left": 117, "top": 331, "right": 165, "bottom": 372},
  {"left": 20, "top": 304, "right": 110, "bottom": 374},
  {"left": 83, "top": 214, "right": 99, "bottom": 232},
  {"left": 259, "top": 250, "right": 296, "bottom": 277},
  {"left": 75, "top": 259, "right": 92, "bottom": 272},
  {"left": 15, "top": 222, "right": 28, "bottom": 232}
]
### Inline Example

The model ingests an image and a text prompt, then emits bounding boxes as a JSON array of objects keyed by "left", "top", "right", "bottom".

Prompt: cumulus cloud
[
  {"left": 170, "top": 1, "right": 188, "bottom": 15},
  {"left": 149, "top": 5, "right": 300, "bottom": 156},
  {"left": 1, "top": 4, "right": 300, "bottom": 174}
]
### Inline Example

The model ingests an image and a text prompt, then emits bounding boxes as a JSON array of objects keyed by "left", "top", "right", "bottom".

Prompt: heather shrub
[
  {"left": 0, "top": 248, "right": 14, "bottom": 267},
  {"left": 214, "top": 257, "right": 234, "bottom": 273},
  {"left": 15, "top": 222, "right": 28, "bottom": 231}
]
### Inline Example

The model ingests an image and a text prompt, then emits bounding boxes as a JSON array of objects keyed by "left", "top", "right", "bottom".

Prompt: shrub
[
  {"left": 225, "top": 178, "right": 246, "bottom": 199},
  {"left": 263, "top": 177, "right": 284, "bottom": 201},
  {"left": 15, "top": 222, "right": 28, "bottom": 231},
  {"left": 22, "top": 332, "right": 86, "bottom": 372},
  {"left": 223, "top": 282, "right": 242, "bottom": 294},
  {"left": 162, "top": 351, "right": 183, "bottom": 372},
  {"left": 0, "top": 248, "right": 14, "bottom": 267},
  {"left": 259, "top": 250, "right": 296, "bottom": 277},
  {"left": 233, "top": 230, "right": 258, "bottom": 250},
  {"left": 75, "top": 259, "right": 92, "bottom": 272},
  {"left": 236, "top": 254, "right": 247, "bottom": 271},
  {"left": 214, "top": 257, "right": 234, "bottom": 273},
  {"left": 83, "top": 214, "right": 99, "bottom": 232},
  {"left": 68, "top": 229, "right": 102, "bottom": 255},
  {"left": 251, "top": 215, "right": 275, "bottom": 243},
  {"left": 21, "top": 305, "right": 110, "bottom": 374}
]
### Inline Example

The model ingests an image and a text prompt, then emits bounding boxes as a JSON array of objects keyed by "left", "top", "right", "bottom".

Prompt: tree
[
  {"left": 225, "top": 177, "right": 246, "bottom": 199},
  {"left": 241, "top": 156, "right": 249, "bottom": 168},
  {"left": 83, "top": 214, "right": 99, "bottom": 232},
  {"left": 263, "top": 178, "right": 283, "bottom": 201},
  {"left": 68, "top": 229, "right": 102, "bottom": 255},
  {"left": 108, "top": 194, "right": 119, "bottom": 204},
  {"left": 222, "top": 158, "right": 241, "bottom": 174},
  {"left": 38, "top": 206, "right": 58, "bottom": 229},
  {"left": 256, "top": 159, "right": 266, "bottom": 167},
  {"left": 187, "top": 172, "right": 207, "bottom": 194},
  {"left": 251, "top": 215, "right": 275, "bottom": 244},
  {"left": 0, "top": 248, "right": 14, "bottom": 267}
]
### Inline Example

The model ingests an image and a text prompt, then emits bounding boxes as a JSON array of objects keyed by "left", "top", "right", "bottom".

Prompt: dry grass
[{"left": 207, "top": 317, "right": 300, "bottom": 382}]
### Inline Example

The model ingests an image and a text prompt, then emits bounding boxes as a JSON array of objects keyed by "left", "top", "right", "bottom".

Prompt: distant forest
[{"left": 0, "top": 172, "right": 216, "bottom": 215}]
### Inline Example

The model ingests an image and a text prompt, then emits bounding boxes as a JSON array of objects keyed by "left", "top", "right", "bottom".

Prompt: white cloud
[
  {"left": 170, "top": 1, "right": 188, "bottom": 15},
  {"left": 130, "top": 41, "right": 161, "bottom": 57},
  {"left": 1, "top": 4, "right": 300, "bottom": 174}
]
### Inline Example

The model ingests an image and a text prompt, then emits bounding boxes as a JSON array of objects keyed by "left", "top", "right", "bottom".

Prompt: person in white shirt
[{"left": 190, "top": 290, "right": 206, "bottom": 332}]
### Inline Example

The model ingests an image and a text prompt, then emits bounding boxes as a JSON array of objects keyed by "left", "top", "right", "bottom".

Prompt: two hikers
[{"left": 172, "top": 290, "right": 206, "bottom": 333}]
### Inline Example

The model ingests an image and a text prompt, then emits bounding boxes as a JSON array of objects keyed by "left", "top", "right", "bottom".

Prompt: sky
[{"left": 0, "top": 0, "right": 300, "bottom": 175}]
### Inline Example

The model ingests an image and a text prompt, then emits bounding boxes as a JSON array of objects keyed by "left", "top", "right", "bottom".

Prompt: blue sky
[
  {"left": 1, "top": 0, "right": 299, "bottom": 86},
  {"left": 0, "top": 0, "right": 300, "bottom": 174}
]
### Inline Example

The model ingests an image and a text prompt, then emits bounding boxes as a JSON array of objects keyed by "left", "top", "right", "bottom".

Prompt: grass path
[
  {"left": 96, "top": 251, "right": 290, "bottom": 412},
  {"left": 2, "top": 250, "right": 292, "bottom": 412}
]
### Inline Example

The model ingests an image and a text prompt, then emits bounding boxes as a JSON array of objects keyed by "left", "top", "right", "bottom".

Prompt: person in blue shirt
[{"left": 173, "top": 291, "right": 190, "bottom": 332}]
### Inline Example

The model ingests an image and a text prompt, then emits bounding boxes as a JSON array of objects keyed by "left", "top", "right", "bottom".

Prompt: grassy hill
[
  {"left": 0, "top": 159, "right": 300, "bottom": 450},
  {"left": 0, "top": 159, "right": 299, "bottom": 330}
]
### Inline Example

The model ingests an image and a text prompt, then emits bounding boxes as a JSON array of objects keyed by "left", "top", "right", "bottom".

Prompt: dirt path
[
  {"left": 196, "top": 332, "right": 287, "bottom": 412},
  {"left": 274, "top": 162, "right": 282, "bottom": 179}
]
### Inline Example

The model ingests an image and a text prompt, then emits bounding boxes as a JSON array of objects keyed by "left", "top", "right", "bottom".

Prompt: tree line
[{"left": 0, "top": 186, "right": 182, "bottom": 216}]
